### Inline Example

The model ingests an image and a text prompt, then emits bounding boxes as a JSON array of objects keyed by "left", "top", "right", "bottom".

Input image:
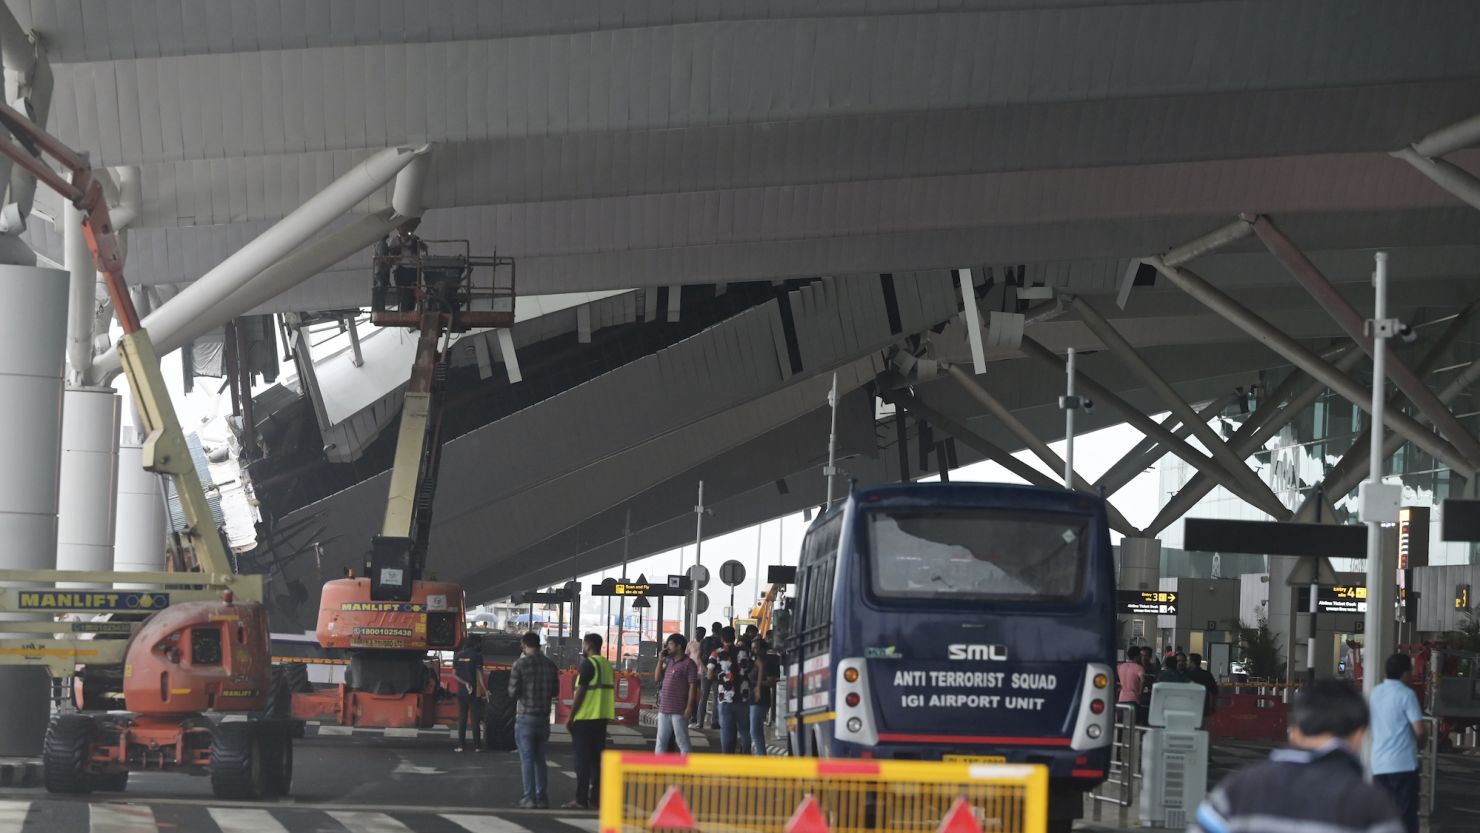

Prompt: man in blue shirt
[{"left": 1369, "top": 653, "right": 1427, "bottom": 833}]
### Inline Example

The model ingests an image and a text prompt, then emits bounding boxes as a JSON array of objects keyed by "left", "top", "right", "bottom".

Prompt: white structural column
[
  {"left": 114, "top": 428, "right": 167, "bottom": 581},
  {"left": 92, "top": 145, "right": 431, "bottom": 378},
  {"left": 0, "top": 263, "right": 69, "bottom": 754},
  {"left": 56, "top": 388, "right": 120, "bottom": 579}
]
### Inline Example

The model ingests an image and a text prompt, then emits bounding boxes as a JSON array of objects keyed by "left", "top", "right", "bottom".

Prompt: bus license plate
[{"left": 943, "top": 755, "right": 1006, "bottom": 764}]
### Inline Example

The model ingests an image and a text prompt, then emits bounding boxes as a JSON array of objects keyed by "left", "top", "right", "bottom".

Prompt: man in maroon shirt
[{"left": 653, "top": 633, "right": 699, "bottom": 754}]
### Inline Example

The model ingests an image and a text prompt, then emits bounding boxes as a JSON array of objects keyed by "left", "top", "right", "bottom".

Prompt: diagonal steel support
[
  {"left": 1145, "top": 257, "right": 1475, "bottom": 476},
  {"left": 889, "top": 388, "right": 1140, "bottom": 538},
  {"left": 942, "top": 363, "right": 1137, "bottom": 534},
  {"left": 1143, "top": 345, "right": 1365, "bottom": 537},
  {"left": 1019, "top": 337, "right": 1292, "bottom": 520},
  {"left": 1070, "top": 296, "right": 1289, "bottom": 514},
  {"left": 1095, "top": 394, "right": 1236, "bottom": 497},
  {"left": 1297, "top": 302, "right": 1480, "bottom": 520},
  {"left": 1248, "top": 214, "right": 1480, "bottom": 467}
]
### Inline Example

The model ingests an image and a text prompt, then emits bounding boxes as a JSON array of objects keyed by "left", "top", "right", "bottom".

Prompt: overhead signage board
[
  {"left": 1297, "top": 585, "right": 1368, "bottom": 615},
  {"left": 767, "top": 565, "right": 798, "bottom": 585},
  {"left": 1399, "top": 506, "right": 1430, "bottom": 569},
  {"left": 1117, "top": 590, "right": 1178, "bottom": 615},
  {"left": 1442, "top": 499, "right": 1480, "bottom": 542},
  {"left": 613, "top": 582, "right": 653, "bottom": 597},
  {"left": 1183, "top": 518, "right": 1366, "bottom": 558}
]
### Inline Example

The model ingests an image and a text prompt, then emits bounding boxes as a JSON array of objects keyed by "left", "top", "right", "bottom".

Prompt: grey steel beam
[
  {"left": 942, "top": 363, "right": 1137, "bottom": 535},
  {"left": 1095, "top": 394, "right": 1234, "bottom": 497},
  {"left": 1019, "top": 337, "right": 1292, "bottom": 520},
  {"left": 1145, "top": 257, "right": 1474, "bottom": 476},
  {"left": 1391, "top": 147, "right": 1480, "bottom": 213},
  {"left": 1070, "top": 296, "right": 1289, "bottom": 516},
  {"left": 1144, "top": 346, "right": 1365, "bottom": 537},
  {"left": 1298, "top": 302, "right": 1480, "bottom": 519},
  {"left": 1248, "top": 214, "right": 1480, "bottom": 467},
  {"left": 1161, "top": 218, "right": 1255, "bottom": 267},
  {"left": 889, "top": 389, "right": 1140, "bottom": 538}
]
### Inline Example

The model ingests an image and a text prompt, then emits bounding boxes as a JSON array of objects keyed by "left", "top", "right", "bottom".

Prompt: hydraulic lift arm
[
  {"left": 0, "top": 100, "right": 233, "bottom": 577},
  {"left": 375, "top": 312, "right": 450, "bottom": 586}
]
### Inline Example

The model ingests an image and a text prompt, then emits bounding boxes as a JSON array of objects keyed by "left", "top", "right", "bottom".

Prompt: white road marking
[
  {"left": 317, "top": 725, "right": 354, "bottom": 736},
  {"left": 207, "top": 808, "right": 290, "bottom": 833},
  {"left": 554, "top": 816, "right": 601, "bottom": 833},
  {"left": 89, "top": 805, "right": 158, "bottom": 833},
  {"left": 441, "top": 815, "right": 534, "bottom": 833},
  {"left": 327, "top": 811, "right": 416, "bottom": 833},
  {"left": 384, "top": 727, "right": 419, "bottom": 738},
  {"left": 561, "top": 770, "right": 577, "bottom": 779},
  {"left": 0, "top": 801, "right": 29, "bottom": 833}
]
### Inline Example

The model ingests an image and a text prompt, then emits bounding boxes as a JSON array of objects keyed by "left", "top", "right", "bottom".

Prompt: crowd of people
[
  {"left": 1115, "top": 644, "right": 1220, "bottom": 725},
  {"left": 447, "top": 621, "right": 784, "bottom": 811},
  {"left": 653, "top": 621, "right": 782, "bottom": 756}
]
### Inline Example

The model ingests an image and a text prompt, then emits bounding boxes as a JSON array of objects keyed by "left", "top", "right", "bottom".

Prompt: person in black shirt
[
  {"left": 1156, "top": 654, "right": 1189, "bottom": 684},
  {"left": 706, "top": 626, "right": 751, "bottom": 753},
  {"left": 696, "top": 621, "right": 723, "bottom": 729},
  {"left": 452, "top": 635, "right": 485, "bottom": 752},
  {"left": 1184, "top": 652, "right": 1220, "bottom": 719},
  {"left": 748, "top": 637, "right": 780, "bottom": 755}
]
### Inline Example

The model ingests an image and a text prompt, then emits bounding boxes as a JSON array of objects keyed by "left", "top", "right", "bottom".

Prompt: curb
[{"left": 0, "top": 761, "right": 41, "bottom": 788}]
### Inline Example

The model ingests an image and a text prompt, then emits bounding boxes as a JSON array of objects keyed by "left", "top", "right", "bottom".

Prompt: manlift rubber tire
[
  {"left": 43, "top": 714, "right": 96, "bottom": 794},
  {"left": 260, "top": 723, "right": 293, "bottom": 797},
  {"left": 210, "top": 722, "right": 266, "bottom": 800},
  {"left": 484, "top": 687, "right": 518, "bottom": 751}
]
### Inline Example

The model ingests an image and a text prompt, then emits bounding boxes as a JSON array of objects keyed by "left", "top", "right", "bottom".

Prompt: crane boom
[{"left": 0, "top": 100, "right": 232, "bottom": 576}]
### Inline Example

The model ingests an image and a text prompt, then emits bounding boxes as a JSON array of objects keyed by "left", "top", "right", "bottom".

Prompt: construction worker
[
  {"left": 452, "top": 634, "right": 485, "bottom": 752},
  {"left": 565, "top": 633, "right": 615, "bottom": 810}
]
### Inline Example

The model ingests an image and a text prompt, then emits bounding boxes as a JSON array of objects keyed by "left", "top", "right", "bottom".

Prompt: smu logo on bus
[{"left": 947, "top": 643, "right": 1009, "bottom": 661}]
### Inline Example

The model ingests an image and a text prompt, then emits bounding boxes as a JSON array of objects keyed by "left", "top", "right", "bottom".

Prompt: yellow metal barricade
[{"left": 599, "top": 751, "right": 1047, "bottom": 833}]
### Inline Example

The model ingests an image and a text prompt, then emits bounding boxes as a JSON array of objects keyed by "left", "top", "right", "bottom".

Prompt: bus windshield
[{"left": 866, "top": 507, "right": 1088, "bottom": 602}]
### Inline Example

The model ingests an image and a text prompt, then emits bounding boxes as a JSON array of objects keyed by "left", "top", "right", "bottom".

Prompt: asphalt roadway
[{"left": 3, "top": 726, "right": 1480, "bottom": 832}]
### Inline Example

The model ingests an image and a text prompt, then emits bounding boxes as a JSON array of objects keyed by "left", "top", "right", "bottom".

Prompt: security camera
[
  {"left": 1081, "top": 398, "right": 1094, "bottom": 415},
  {"left": 1398, "top": 323, "right": 1417, "bottom": 344}
]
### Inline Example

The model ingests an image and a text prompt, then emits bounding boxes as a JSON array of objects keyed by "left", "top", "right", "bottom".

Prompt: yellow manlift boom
[{"left": 0, "top": 100, "right": 283, "bottom": 799}]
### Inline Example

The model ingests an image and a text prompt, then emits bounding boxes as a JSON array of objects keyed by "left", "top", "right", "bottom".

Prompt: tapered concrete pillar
[
  {"left": 1119, "top": 537, "right": 1161, "bottom": 592},
  {"left": 0, "top": 263, "right": 69, "bottom": 755},
  {"left": 56, "top": 388, "right": 121, "bottom": 582}
]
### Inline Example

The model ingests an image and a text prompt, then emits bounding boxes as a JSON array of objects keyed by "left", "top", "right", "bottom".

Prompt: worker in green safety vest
[{"left": 564, "top": 632, "right": 616, "bottom": 809}]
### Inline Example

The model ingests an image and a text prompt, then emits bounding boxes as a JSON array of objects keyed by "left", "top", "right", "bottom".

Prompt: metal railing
[
  {"left": 1420, "top": 716, "right": 1438, "bottom": 827},
  {"left": 1088, "top": 704, "right": 1142, "bottom": 823}
]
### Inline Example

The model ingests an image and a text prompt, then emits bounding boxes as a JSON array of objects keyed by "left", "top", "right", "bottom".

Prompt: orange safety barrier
[
  {"left": 599, "top": 751, "right": 1048, "bottom": 833},
  {"left": 1207, "top": 692, "right": 1290, "bottom": 742},
  {"left": 614, "top": 670, "right": 642, "bottom": 726},
  {"left": 556, "top": 667, "right": 645, "bottom": 725}
]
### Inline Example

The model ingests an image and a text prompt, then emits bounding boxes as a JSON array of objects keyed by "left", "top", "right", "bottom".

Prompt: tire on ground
[
  {"left": 259, "top": 722, "right": 293, "bottom": 797},
  {"left": 210, "top": 722, "right": 266, "bottom": 800},
  {"left": 43, "top": 714, "right": 97, "bottom": 795},
  {"left": 483, "top": 673, "right": 517, "bottom": 751}
]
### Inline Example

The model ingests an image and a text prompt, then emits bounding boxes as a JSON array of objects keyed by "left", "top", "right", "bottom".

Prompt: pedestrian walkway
[{"left": 0, "top": 798, "right": 600, "bottom": 833}]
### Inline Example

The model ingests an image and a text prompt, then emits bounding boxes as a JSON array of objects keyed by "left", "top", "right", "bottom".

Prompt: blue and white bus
[{"left": 784, "top": 483, "right": 1116, "bottom": 830}]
